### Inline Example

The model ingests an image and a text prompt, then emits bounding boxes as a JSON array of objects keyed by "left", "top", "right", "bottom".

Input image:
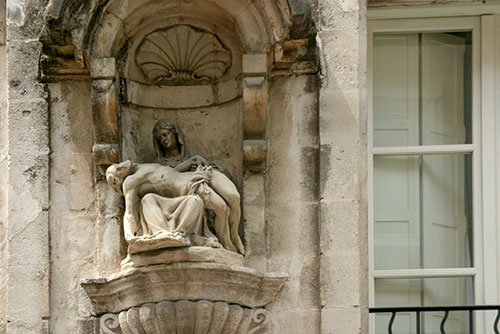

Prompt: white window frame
[{"left": 368, "top": 13, "right": 499, "bottom": 333}]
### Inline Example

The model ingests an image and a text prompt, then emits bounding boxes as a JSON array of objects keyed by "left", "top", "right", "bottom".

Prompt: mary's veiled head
[{"left": 153, "top": 119, "right": 191, "bottom": 164}]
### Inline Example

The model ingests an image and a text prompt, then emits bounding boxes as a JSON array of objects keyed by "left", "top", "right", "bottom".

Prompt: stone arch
[
  {"left": 43, "top": 0, "right": 292, "bottom": 176},
  {"left": 44, "top": 0, "right": 291, "bottom": 55}
]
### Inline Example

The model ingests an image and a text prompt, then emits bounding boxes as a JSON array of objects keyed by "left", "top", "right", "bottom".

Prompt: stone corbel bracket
[
  {"left": 81, "top": 263, "right": 287, "bottom": 333},
  {"left": 243, "top": 54, "right": 271, "bottom": 173},
  {"left": 90, "top": 57, "right": 120, "bottom": 179},
  {"left": 99, "top": 301, "right": 270, "bottom": 334}
]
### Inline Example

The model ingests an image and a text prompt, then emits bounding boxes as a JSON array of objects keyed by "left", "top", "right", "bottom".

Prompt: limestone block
[
  {"left": 318, "top": 0, "right": 360, "bottom": 31},
  {"left": 9, "top": 100, "right": 50, "bottom": 184},
  {"left": 90, "top": 57, "right": 116, "bottom": 80},
  {"left": 319, "top": 90, "right": 363, "bottom": 202},
  {"left": 242, "top": 173, "right": 265, "bottom": 205},
  {"left": 7, "top": 0, "right": 47, "bottom": 40},
  {"left": 321, "top": 307, "right": 363, "bottom": 334},
  {"left": 319, "top": 200, "right": 361, "bottom": 255},
  {"left": 243, "top": 54, "right": 269, "bottom": 75},
  {"left": 48, "top": 81, "right": 93, "bottom": 154},
  {"left": 7, "top": 40, "right": 47, "bottom": 101},
  {"left": 243, "top": 204, "right": 266, "bottom": 256},
  {"left": 96, "top": 183, "right": 123, "bottom": 276},
  {"left": 268, "top": 75, "right": 319, "bottom": 147},
  {"left": 320, "top": 142, "right": 361, "bottom": 202},
  {"left": 269, "top": 309, "right": 320, "bottom": 334},
  {"left": 320, "top": 252, "right": 361, "bottom": 308},
  {"left": 266, "top": 144, "right": 318, "bottom": 206},
  {"left": 49, "top": 214, "right": 97, "bottom": 333},
  {"left": 319, "top": 89, "right": 360, "bottom": 145},
  {"left": 50, "top": 152, "right": 94, "bottom": 212},
  {"left": 267, "top": 79, "right": 319, "bottom": 202},
  {"left": 92, "top": 79, "right": 118, "bottom": 144},
  {"left": 92, "top": 12, "right": 126, "bottom": 58},
  {"left": 266, "top": 203, "right": 319, "bottom": 310},
  {"left": 318, "top": 30, "right": 360, "bottom": 91},
  {"left": 243, "top": 171, "right": 266, "bottom": 272},
  {"left": 7, "top": 212, "right": 50, "bottom": 330},
  {"left": 81, "top": 262, "right": 287, "bottom": 314}
]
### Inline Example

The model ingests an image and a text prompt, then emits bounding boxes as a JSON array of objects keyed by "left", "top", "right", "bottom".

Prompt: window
[{"left": 368, "top": 16, "right": 495, "bottom": 333}]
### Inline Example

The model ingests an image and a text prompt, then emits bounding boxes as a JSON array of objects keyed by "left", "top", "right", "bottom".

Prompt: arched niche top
[
  {"left": 120, "top": 16, "right": 244, "bottom": 84},
  {"left": 44, "top": 0, "right": 292, "bottom": 57}
]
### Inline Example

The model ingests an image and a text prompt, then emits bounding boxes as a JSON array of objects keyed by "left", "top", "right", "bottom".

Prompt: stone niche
[
  {"left": 47, "top": 0, "right": 295, "bottom": 333},
  {"left": 119, "top": 20, "right": 244, "bottom": 183}
]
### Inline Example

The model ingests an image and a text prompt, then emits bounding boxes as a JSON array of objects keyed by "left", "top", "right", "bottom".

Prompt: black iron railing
[{"left": 369, "top": 305, "right": 500, "bottom": 333}]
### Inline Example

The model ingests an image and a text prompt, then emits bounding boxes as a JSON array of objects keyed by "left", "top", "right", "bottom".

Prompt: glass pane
[
  {"left": 373, "top": 32, "right": 472, "bottom": 147},
  {"left": 374, "top": 277, "right": 474, "bottom": 334},
  {"left": 374, "top": 153, "right": 473, "bottom": 270}
]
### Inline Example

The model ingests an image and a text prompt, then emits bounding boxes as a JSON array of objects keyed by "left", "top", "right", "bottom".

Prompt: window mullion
[
  {"left": 373, "top": 268, "right": 477, "bottom": 279},
  {"left": 372, "top": 144, "right": 475, "bottom": 156}
]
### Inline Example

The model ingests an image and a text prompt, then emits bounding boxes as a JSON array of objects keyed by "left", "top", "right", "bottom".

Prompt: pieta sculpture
[{"left": 106, "top": 119, "right": 245, "bottom": 255}]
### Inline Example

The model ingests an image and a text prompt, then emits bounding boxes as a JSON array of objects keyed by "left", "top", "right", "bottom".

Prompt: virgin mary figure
[{"left": 152, "top": 119, "right": 245, "bottom": 254}]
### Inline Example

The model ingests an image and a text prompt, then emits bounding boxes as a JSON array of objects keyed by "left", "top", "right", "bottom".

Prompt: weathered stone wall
[
  {"left": 48, "top": 80, "right": 98, "bottom": 333},
  {"left": 4, "top": 0, "right": 50, "bottom": 333},
  {"left": 266, "top": 74, "right": 321, "bottom": 333},
  {"left": 0, "top": 0, "right": 6, "bottom": 331},
  {"left": 317, "top": 0, "right": 369, "bottom": 332}
]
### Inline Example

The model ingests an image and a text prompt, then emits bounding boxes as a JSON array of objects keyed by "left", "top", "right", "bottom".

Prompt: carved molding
[
  {"left": 99, "top": 301, "right": 269, "bottom": 334},
  {"left": 136, "top": 25, "right": 232, "bottom": 83},
  {"left": 81, "top": 262, "right": 287, "bottom": 315}
]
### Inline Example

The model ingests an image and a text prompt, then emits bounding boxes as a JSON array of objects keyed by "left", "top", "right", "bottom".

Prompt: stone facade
[{"left": 0, "top": 0, "right": 369, "bottom": 333}]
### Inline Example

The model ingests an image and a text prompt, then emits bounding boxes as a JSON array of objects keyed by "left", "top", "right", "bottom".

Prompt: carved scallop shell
[
  {"left": 136, "top": 25, "right": 232, "bottom": 82},
  {"left": 100, "top": 300, "right": 268, "bottom": 334}
]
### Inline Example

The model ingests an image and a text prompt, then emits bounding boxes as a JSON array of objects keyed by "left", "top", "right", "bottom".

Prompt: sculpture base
[
  {"left": 121, "top": 246, "right": 244, "bottom": 270},
  {"left": 81, "top": 262, "right": 287, "bottom": 315}
]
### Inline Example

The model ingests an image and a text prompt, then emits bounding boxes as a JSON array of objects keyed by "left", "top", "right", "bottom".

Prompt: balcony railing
[{"left": 369, "top": 305, "right": 500, "bottom": 334}]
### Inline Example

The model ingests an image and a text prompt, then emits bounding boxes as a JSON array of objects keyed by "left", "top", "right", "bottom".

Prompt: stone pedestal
[
  {"left": 81, "top": 262, "right": 287, "bottom": 334},
  {"left": 99, "top": 301, "right": 269, "bottom": 334}
]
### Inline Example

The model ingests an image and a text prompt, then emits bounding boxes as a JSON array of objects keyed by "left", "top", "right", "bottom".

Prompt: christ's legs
[
  {"left": 210, "top": 171, "right": 244, "bottom": 254},
  {"left": 202, "top": 188, "right": 236, "bottom": 252}
]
